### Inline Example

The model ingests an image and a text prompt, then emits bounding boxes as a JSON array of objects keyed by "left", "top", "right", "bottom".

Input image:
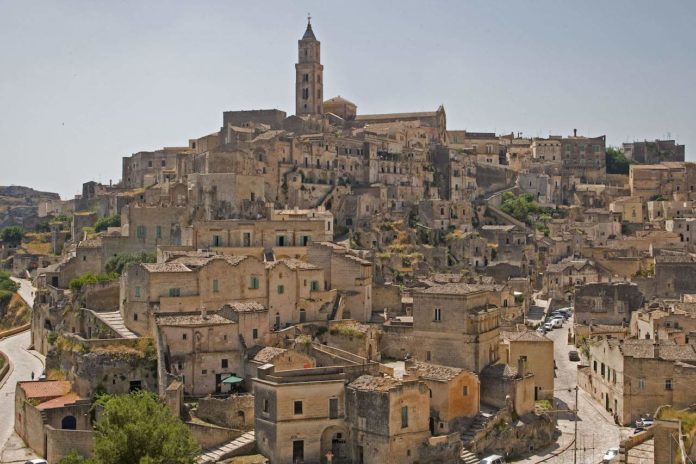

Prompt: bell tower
[{"left": 295, "top": 15, "right": 323, "bottom": 116}]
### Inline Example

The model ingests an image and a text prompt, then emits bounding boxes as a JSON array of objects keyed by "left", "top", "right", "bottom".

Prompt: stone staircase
[
  {"left": 460, "top": 407, "right": 498, "bottom": 462},
  {"left": 197, "top": 430, "right": 255, "bottom": 464}
]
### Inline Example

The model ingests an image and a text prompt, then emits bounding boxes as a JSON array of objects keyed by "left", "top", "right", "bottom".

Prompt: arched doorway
[
  {"left": 61, "top": 415, "right": 76, "bottom": 430},
  {"left": 320, "top": 425, "right": 349, "bottom": 463}
]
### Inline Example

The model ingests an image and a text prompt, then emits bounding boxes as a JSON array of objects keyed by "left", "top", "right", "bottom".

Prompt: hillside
[
  {"left": 0, "top": 293, "right": 30, "bottom": 331},
  {"left": 0, "top": 185, "right": 61, "bottom": 229}
]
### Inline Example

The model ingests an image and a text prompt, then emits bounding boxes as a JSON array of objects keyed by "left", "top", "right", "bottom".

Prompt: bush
[
  {"left": 606, "top": 146, "right": 634, "bottom": 175},
  {"left": 69, "top": 272, "right": 118, "bottom": 291},
  {"left": 94, "top": 215, "right": 121, "bottom": 232},
  {"left": 105, "top": 252, "right": 156, "bottom": 275}
]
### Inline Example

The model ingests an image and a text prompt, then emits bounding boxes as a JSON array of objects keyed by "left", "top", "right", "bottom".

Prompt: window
[
  {"left": 665, "top": 378, "right": 673, "bottom": 390},
  {"left": 182, "top": 333, "right": 187, "bottom": 340},
  {"left": 135, "top": 286, "right": 141, "bottom": 297},
  {"left": 252, "top": 328, "right": 258, "bottom": 339},
  {"left": 213, "top": 279, "right": 219, "bottom": 293},
  {"left": 262, "top": 399, "right": 269, "bottom": 413},
  {"left": 294, "top": 401, "right": 303, "bottom": 415},
  {"left": 133, "top": 313, "right": 138, "bottom": 321},
  {"left": 463, "top": 385, "right": 469, "bottom": 396},
  {"left": 243, "top": 232, "right": 251, "bottom": 247},
  {"left": 221, "top": 359, "right": 228, "bottom": 369},
  {"left": 136, "top": 225, "right": 146, "bottom": 239},
  {"left": 310, "top": 281, "right": 320, "bottom": 292},
  {"left": 169, "top": 288, "right": 180, "bottom": 297},
  {"left": 249, "top": 276, "right": 259, "bottom": 289},
  {"left": 401, "top": 406, "right": 408, "bottom": 428},
  {"left": 426, "top": 351, "right": 431, "bottom": 361},
  {"left": 212, "top": 235, "right": 221, "bottom": 246},
  {"left": 277, "top": 285, "right": 284, "bottom": 295},
  {"left": 156, "top": 226, "right": 162, "bottom": 239},
  {"left": 434, "top": 308, "right": 442, "bottom": 321},
  {"left": 329, "top": 398, "right": 338, "bottom": 419}
]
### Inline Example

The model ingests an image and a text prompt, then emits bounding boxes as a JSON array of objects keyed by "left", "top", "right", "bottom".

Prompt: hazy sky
[{"left": 1, "top": 0, "right": 695, "bottom": 198}]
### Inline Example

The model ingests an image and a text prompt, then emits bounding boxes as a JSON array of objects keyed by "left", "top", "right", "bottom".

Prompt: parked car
[
  {"left": 602, "top": 447, "right": 619, "bottom": 462},
  {"left": 544, "top": 322, "right": 554, "bottom": 331},
  {"left": 25, "top": 460, "right": 49, "bottom": 464},
  {"left": 536, "top": 326, "right": 547, "bottom": 334},
  {"left": 635, "top": 417, "right": 654, "bottom": 428},
  {"left": 480, "top": 455, "right": 506, "bottom": 464},
  {"left": 568, "top": 350, "right": 580, "bottom": 361},
  {"left": 551, "top": 318, "right": 563, "bottom": 328}
]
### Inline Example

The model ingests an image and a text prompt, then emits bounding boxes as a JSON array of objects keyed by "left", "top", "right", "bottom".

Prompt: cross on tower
[{"left": 307, "top": 13, "right": 311, "bottom": 24}]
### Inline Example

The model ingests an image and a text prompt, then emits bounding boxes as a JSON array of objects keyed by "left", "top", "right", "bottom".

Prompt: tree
[
  {"left": 87, "top": 391, "right": 199, "bottom": 464},
  {"left": 105, "top": 252, "right": 156, "bottom": 275},
  {"left": 606, "top": 146, "right": 634, "bottom": 175},
  {"left": 0, "top": 226, "right": 23, "bottom": 245}
]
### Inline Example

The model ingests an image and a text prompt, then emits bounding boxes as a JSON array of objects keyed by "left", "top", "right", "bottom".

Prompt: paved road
[
  {"left": 0, "top": 278, "right": 43, "bottom": 461},
  {"left": 516, "top": 317, "right": 631, "bottom": 463}
]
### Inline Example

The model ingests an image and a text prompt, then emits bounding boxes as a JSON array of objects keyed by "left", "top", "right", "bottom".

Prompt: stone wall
[
  {"left": 469, "top": 409, "right": 558, "bottom": 458},
  {"left": 371, "top": 284, "right": 402, "bottom": 316},
  {"left": 83, "top": 280, "right": 120, "bottom": 311},
  {"left": 380, "top": 324, "right": 414, "bottom": 360},
  {"left": 187, "top": 421, "right": 241, "bottom": 451},
  {"left": 196, "top": 394, "right": 255, "bottom": 429},
  {"left": 45, "top": 427, "right": 95, "bottom": 463}
]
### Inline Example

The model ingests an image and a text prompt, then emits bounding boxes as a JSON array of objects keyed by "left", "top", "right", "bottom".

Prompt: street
[
  {"left": 516, "top": 317, "right": 631, "bottom": 463},
  {"left": 0, "top": 278, "right": 43, "bottom": 462}
]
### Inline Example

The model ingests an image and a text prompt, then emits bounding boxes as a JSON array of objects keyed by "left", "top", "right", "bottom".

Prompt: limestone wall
[
  {"left": 187, "top": 421, "right": 241, "bottom": 451},
  {"left": 196, "top": 394, "right": 255, "bottom": 429},
  {"left": 45, "top": 427, "right": 95, "bottom": 463}
]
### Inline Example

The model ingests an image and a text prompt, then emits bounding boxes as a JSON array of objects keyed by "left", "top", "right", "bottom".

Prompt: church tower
[{"left": 295, "top": 16, "right": 323, "bottom": 116}]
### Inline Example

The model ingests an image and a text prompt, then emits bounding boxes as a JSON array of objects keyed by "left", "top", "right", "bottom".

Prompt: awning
[{"left": 222, "top": 375, "right": 244, "bottom": 384}]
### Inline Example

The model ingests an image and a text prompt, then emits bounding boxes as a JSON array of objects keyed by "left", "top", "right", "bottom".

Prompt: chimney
[
  {"left": 573, "top": 128, "right": 577, "bottom": 137},
  {"left": 517, "top": 356, "right": 526, "bottom": 377}
]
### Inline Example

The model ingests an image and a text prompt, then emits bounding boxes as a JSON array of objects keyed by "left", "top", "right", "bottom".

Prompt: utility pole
[{"left": 573, "top": 385, "right": 579, "bottom": 464}]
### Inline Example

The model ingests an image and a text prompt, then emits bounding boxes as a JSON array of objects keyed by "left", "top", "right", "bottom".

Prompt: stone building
[
  {"left": 405, "top": 360, "right": 480, "bottom": 434},
  {"left": 581, "top": 338, "right": 696, "bottom": 426},
  {"left": 499, "top": 328, "right": 554, "bottom": 400},
  {"left": 543, "top": 257, "right": 604, "bottom": 302},
  {"left": 574, "top": 281, "right": 645, "bottom": 326},
  {"left": 122, "top": 147, "right": 191, "bottom": 189},
  {"left": 155, "top": 303, "right": 268, "bottom": 396},
  {"left": 623, "top": 139, "right": 685, "bottom": 164},
  {"left": 560, "top": 131, "right": 606, "bottom": 184},
  {"left": 411, "top": 283, "right": 508, "bottom": 372}
]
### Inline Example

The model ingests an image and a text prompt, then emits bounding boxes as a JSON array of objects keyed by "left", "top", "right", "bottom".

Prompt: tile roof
[
  {"left": 266, "top": 258, "right": 319, "bottom": 270},
  {"left": 500, "top": 329, "right": 552, "bottom": 343},
  {"left": 156, "top": 312, "right": 234, "bottom": 326},
  {"left": 19, "top": 380, "right": 71, "bottom": 399},
  {"left": 224, "top": 301, "right": 267, "bottom": 313},
  {"left": 253, "top": 347, "right": 287, "bottom": 363},
  {"left": 410, "top": 362, "right": 465, "bottom": 382},
  {"left": 142, "top": 263, "right": 191, "bottom": 273},
  {"left": 348, "top": 374, "right": 402, "bottom": 392},
  {"left": 37, "top": 392, "right": 82, "bottom": 410},
  {"left": 417, "top": 282, "right": 496, "bottom": 295}
]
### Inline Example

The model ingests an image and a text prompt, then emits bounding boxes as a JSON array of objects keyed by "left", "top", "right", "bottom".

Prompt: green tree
[
  {"left": 606, "top": 146, "right": 634, "bottom": 175},
  {"left": 94, "top": 215, "right": 121, "bottom": 232},
  {"left": 0, "top": 226, "right": 23, "bottom": 245},
  {"left": 91, "top": 391, "right": 199, "bottom": 464},
  {"left": 69, "top": 272, "right": 118, "bottom": 291},
  {"left": 104, "top": 252, "right": 156, "bottom": 275}
]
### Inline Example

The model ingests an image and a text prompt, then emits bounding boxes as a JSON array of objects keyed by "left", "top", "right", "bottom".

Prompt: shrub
[
  {"left": 105, "top": 252, "right": 156, "bottom": 275},
  {"left": 69, "top": 272, "right": 118, "bottom": 291},
  {"left": 94, "top": 214, "right": 121, "bottom": 232},
  {"left": 0, "top": 226, "right": 23, "bottom": 245}
]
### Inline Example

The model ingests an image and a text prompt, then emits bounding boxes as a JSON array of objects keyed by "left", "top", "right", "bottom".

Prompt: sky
[{"left": 1, "top": 0, "right": 695, "bottom": 198}]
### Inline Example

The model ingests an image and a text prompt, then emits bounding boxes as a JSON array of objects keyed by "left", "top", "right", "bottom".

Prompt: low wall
[
  {"left": 45, "top": 426, "right": 95, "bottom": 463},
  {"left": 187, "top": 421, "right": 241, "bottom": 450},
  {"left": 0, "top": 323, "right": 31, "bottom": 340}
]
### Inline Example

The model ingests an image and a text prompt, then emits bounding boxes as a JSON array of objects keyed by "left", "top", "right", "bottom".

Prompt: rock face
[
  {"left": 469, "top": 408, "right": 558, "bottom": 458},
  {"left": 0, "top": 185, "right": 61, "bottom": 228}
]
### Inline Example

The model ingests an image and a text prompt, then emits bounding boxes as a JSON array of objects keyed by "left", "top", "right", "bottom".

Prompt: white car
[
  {"left": 602, "top": 447, "right": 619, "bottom": 462},
  {"left": 25, "top": 460, "right": 49, "bottom": 464},
  {"left": 544, "top": 322, "right": 554, "bottom": 331},
  {"left": 551, "top": 318, "right": 563, "bottom": 328},
  {"left": 480, "top": 455, "right": 506, "bottom": 464}
]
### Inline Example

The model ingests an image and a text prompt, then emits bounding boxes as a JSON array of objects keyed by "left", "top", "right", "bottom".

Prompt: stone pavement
[{"left": 514, "top": 316, "right": 632, "bottom": 463}]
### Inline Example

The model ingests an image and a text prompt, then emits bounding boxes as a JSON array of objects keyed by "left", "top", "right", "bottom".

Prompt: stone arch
[{"left": 320, "top": 425, "right": 349, "bottom": 463}]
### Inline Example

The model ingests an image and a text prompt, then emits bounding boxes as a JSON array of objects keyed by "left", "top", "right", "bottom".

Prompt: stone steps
[
  {"left": 460, "top": 448, "right": 479, "bottom": 464},
  {"left": 197, "top": 430, "right": 255, "bottom": 464}
]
